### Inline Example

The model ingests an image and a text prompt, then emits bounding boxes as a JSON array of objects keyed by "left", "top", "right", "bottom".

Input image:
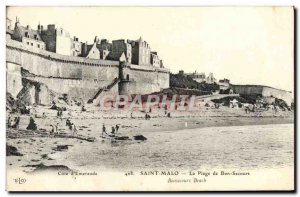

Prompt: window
[
  {"left": 27, "top": 42, "right": 29, "bottom": 45},
  {"left": 38, "top": 44, "right": 40, "bottom": 48},
  {"left": 31, "top": 43, "right": 33, "bottom": 46}
]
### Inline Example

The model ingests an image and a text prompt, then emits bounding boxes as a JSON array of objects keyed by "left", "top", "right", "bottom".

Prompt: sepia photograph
[{"left": 5, "top": 6, "right": 294, "bottom": 191}]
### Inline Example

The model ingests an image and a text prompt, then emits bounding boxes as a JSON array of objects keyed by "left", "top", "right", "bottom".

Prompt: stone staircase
[{"left": 87, "top": 78, "right": 120, "bottom": 103}]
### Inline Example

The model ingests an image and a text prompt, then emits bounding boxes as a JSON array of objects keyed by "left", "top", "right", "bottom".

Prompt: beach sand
[{"left": 6, "top": 103, "right": 294, "bottom": 172}]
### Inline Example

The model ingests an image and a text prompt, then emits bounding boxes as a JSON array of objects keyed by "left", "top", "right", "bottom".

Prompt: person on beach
[
  {"left": 7, "top": 116, "right": 11, "bottom": 128},
  {"left": 131, "top": 112, "right": 133, "bottom": 119},
  {"left": 145, "top": 113, "right": 148, "bottom": 120},
  {"left": 26, "top": 117, "right": 37, "bottom": 131},
  {"left": 42, "top": 112, "right": 46, "bottom": 118},
  {"left": 252, "top": 104, "right": 256, "bottom": 112},
  {"left": 274, "top": 106, "right": 278, "bottom": 113},
  {"left": 68, "top": 121, "right": 73, "bottom": 132},
  {"left": 12, "top": 117, "right": 20, "bottom": 129},
  {"left": 102, "top": 124, "right": 107, "bottom": 137},
  {"left": 71, "top": 123, "right": 78, "bottom": 136},
  {"left": 167, "top": 112, "right": 171, "bottom": 118},
  {"left": 50, "top": 125, "right": 55, "bottom": 134},
  {"left": 245, "top": 106, "right": 249, "bottom": 114},
  {"left": 10, "top": 118, "right": 15, "bottom": 129},
  {"left": 55, "top": 123, "right": 59, "bottom": 134},
  {"left": 82, "top": 105, "right": 86, "bottom": 112},
  {"left": 116, "top": 124, "right": 119, "bottom": 133},
  {"left": 66, "top": 118, "right": 71, "bottom": 127},
  {"left": 111, "top": 127, "right": 116, "bottom": 137}
]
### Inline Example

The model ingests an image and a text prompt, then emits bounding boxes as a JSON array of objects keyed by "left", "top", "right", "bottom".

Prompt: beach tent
[{"left": 229, "top": 99, "right": 239, "bottom": 108}]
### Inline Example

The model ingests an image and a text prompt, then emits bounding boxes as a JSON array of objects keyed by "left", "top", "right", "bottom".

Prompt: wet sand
[{"left": 6, "top": 104, "right": 294, "bottom": 172}]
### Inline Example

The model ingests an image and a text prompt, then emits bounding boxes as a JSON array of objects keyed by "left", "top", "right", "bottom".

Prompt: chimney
[
  {"left": 48, "top": 24, "right": 55, "bottom": 31},
  {"left": 38, "top": 23, "right": 42, "bottom": 33},
  {"left": 94, "top": 36, "right": 98, "bottom": 43},
  {"left": 41, "top": 25, "right": 43, "bottom": 32},
  {"left": 27, "top": 25, "right": 30, "bottom": 29},
  {"left": 15, "top": 16, "right": 20, "bottom": 27},
  {"left": 81, "top": 42, "right": 88, "bottom": 56}
]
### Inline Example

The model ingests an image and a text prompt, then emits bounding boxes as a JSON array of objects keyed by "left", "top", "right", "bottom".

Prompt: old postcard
[{"left": 6, "top": 6, "right": 294, "bottom": 191}]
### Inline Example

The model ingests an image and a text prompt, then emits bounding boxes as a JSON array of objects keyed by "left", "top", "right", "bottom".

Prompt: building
[
  {"left": 81, "top": 38, "right": 112, "bottom": 60},
  {"left": 40, "top": 24, "right": 73, "bottom": 56},
  {"left": 11, "top": 18, "right": 45, "bottom": 50},
  {"left": 185, "top": 71, "right": 217, "bottom": 84},
  {"left": 100, "top": 49, "right": 110, "bottom": 60},
  {"left": 128, "top": 37, "right": 151, "bottom": 66},
  {"left": 6, "top": 18, "right": 14, "bottom": 38},
  {"left": 97, "top": 39, "right": 112, "bottom": 51},
  {"left": 55, "top": 27, "right": 72, "bottom": 56},
  {"left": 108, "top": 39, "right": 132, "bottom": 63},
  {"left": 71, "top": 36, "right": 81, "bottom": 56},
  {"left": 8, "top": 18, "right": 164, "bottom": 66},
  {"left": 160, "top": 60, "right": 164, "bottom": 68},
  {"left": 206, "top": 73, "right": 216, "bottom": 84},
  {"left": 218, "top": 78, "right": 230, "bottom": 90},
  {"left": 189, "top": 71, "right": 206, "bottom": 83},
  {"left": 81, "top": 38, "right": 100, "bottom": 59},
  {"left": 178, "top": 70, "right": 185, "bottom": 75},
  {"left": 150, "top": 52, "right": 160, "bottom": 67},
  {"left": 96, "top": 39, "right": 112, "bottom": 60},
  {"left": 6, "top": 19, "right": 170, "bottom": 103}
]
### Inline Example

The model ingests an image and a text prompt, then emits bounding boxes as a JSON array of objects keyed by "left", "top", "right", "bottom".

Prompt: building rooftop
[{"left": 16, "top": 25, "right": 42, "bottom": 41}]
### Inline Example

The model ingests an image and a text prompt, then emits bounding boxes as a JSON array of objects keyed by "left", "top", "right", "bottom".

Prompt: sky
[{"left": 7, "top": 6, "right": 294, "bottom": 91}]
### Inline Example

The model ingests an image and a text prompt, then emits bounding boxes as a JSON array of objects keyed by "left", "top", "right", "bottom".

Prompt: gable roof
[{"left": 15, "top": 25, "right": 42, "bottom": 41}]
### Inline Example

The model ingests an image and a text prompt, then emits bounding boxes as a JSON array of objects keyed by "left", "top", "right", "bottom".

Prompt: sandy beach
[{"left": 6, "top": 103, "right": 294, "bottom": 173}]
